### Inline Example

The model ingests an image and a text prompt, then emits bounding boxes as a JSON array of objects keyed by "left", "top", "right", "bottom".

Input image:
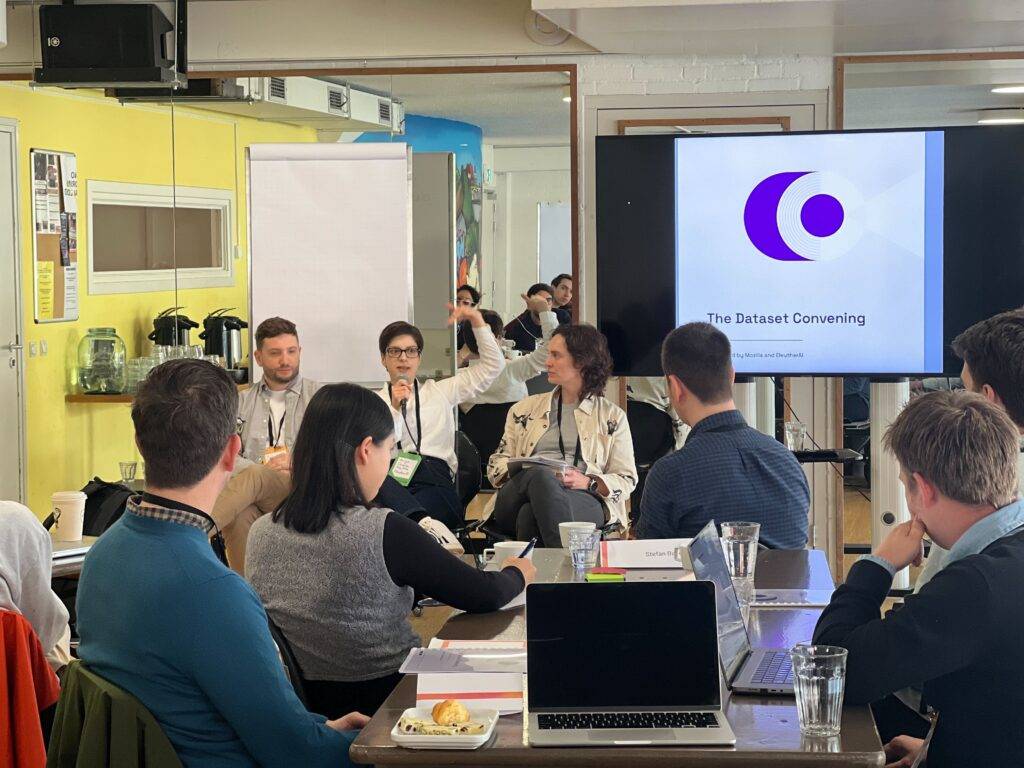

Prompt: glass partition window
[{"left": 87, "top": 181, "right": 233, "bottom": 294}]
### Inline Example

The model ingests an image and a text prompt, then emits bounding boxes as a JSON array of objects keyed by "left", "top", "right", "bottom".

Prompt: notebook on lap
[{"left": 526, "top": 581, "right": 736, "bottom": 747}]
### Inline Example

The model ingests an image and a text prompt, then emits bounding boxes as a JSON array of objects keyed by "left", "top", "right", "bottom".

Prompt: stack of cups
[{"left": 51, "top": 491, "right": 87, "bottom": 542}]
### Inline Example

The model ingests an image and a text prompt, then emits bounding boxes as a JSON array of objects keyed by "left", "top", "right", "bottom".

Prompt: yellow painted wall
[{"left": 0, "top": 84, "right": 316, "bottom": 517}]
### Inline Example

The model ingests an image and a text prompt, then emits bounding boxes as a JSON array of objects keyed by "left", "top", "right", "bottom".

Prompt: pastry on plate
[{"left": 431, "top": 699, "right": 470, "bottom": 726}]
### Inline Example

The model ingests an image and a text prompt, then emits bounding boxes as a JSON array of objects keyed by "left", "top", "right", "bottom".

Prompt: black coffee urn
[
  {"left": 148, "top": 307, "right": 199, "bottom": 347},
  {"left": 200, "top": 308, "right": 249, "bottom": 370}
]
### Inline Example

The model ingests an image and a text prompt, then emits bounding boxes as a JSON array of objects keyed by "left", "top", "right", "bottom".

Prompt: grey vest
[{"left": 246, "top": 506, "right": 418, "bottom": 682}]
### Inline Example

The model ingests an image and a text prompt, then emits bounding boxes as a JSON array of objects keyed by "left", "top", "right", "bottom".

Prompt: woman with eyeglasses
[
  {"left": 375, "top": 304, "right": 505, "bottom": 530},
  {"left": 455, "top": 284, "right": 481, "bottom": 308}
]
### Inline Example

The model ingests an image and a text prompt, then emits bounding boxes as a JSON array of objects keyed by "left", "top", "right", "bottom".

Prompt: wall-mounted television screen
[{"left": 596, "top": 126, "right": 1024, "bottom": 377}]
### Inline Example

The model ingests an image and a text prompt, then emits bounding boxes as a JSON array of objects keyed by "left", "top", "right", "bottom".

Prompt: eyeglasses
[
  {"left": 456, "top": 298, "right": 476, "bottom": 307},
  {"left": 386, "top": 346, "right": 421, "bottom": 359}
]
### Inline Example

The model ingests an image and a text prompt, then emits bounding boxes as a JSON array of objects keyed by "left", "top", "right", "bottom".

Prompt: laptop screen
[
  {"left": 526, "top": 581, "right": 721, "bottom": 709},
  {"left": 687, "top": 521, "right": 752, "bottom": 683}
]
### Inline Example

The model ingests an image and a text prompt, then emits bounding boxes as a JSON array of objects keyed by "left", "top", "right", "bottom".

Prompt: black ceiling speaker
[{"left": 35, "top": 1, "right": 187, "bottom": 89}]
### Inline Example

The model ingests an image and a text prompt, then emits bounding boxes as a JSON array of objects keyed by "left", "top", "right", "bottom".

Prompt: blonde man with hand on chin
[{"left": 813, "top": 390, "right": 1024, "bottom": 768}]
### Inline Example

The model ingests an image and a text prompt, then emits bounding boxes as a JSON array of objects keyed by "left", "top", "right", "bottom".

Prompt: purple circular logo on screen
[{"left": 744, "top": 172, "right": 846, "bottom": 262}]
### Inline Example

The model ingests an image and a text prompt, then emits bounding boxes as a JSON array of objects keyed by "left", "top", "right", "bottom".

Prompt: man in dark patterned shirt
[{"left": 636, "top": 323, "right": 809, "bottom": 549}]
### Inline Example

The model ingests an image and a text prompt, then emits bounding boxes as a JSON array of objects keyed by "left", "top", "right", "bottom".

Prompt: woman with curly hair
[{"left": 487, "top": 324, "right": 638, "bottom": 546}]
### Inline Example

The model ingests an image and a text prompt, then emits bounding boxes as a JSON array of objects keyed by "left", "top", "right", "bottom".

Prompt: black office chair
[
  {"left": 267, "top": 615, "right": 309, "bottom": 708},
  {"left": 454, "top": 430, "right": 483, "bottom": 509},
  {"left": 625, "top": 401, "right": 676, "bottom": 528},
  {"left": 452, "top": 431, "right": 493, "bottom": 557},
  {"left": 459, "top": 403, "right": 513, "bottom": 490}
]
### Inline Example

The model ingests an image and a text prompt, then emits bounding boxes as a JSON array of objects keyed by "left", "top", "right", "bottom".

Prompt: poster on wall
[
  {"left": 456, "top": 160, "right": 482, "bottom": 289},
  {"left": 31, "top": 148, "right": 79, "bottom": 323}
]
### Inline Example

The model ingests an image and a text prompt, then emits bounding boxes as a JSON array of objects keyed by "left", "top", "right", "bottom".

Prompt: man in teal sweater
[{"left": 77, "top": 359, "right": 367, "bottom": 767}]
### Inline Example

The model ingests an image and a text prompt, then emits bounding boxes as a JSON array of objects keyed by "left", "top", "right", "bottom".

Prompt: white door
[{"left": 0, "top": 120, "right": 25, "bottom": 502}]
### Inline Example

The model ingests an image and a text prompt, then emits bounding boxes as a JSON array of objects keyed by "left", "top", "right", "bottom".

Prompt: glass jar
[{"left": 78, "top": 327, "right": 127, "bottom": 394}]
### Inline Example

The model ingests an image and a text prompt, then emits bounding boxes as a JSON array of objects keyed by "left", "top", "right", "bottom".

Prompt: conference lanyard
[
  {"left": 556, "top": 389, "right": 583, "bottom": 467},
  {"left": 140, "top": 492, "right": 228, "bottom": 566},
  {"left": 391, "top": 379, "right": 423, "bottom": 454},
  {"left": 267, "top": 410, "right": 286, "bottom": 448}
]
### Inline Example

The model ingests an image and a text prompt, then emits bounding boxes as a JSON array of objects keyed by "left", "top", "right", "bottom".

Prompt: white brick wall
[{"left": 578, "top": 53, "right": 832, "bottom": 96}]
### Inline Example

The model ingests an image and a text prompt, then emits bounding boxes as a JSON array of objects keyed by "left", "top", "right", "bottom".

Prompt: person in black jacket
[
  {"left": 503, "top": 283, "right": 556, "bottom": 353},
  {"left": 813, "top": 390, "right": 1024, "bottom": 768}
]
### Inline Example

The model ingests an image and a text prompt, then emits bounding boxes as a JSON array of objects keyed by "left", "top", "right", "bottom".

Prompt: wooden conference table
[{"left": 351, "top": 548, "right": 884, "bottom": 767}]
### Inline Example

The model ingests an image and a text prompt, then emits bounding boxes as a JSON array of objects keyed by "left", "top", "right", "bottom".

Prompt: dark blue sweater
[{"left": 76, "top": 512, "right": 352, "bottom": 768}]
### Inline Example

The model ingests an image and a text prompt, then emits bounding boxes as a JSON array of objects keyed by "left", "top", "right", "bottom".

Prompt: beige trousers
[{"left": 211, "top": 464, "right": 291, "bottom": 575}]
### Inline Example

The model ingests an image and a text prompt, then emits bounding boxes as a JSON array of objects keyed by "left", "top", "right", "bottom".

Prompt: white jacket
[
  {"left": 378, "top": 325, "right": 505, "bottom": 474},
  {"left": 487, "top": 391, "right": 638, "bottom": 529}
]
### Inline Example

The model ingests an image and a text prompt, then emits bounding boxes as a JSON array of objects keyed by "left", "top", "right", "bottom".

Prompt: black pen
[{"left": 517, "top": 538, "right": 538, "bottom": 558}]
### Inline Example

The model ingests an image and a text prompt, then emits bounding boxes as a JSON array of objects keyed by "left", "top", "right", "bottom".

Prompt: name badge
[
  {"left": 262, "top": 445, "right": 288, "bottom": 464},
  {"left": 389, "top": 450, "right": 422, "bottom": 487}
]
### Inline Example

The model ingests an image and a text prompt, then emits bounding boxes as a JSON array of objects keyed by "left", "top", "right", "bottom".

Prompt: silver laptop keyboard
[
  {"left": 537, "top": 712, "right": 720, "bottom": 730},
  {"left": 750, "top": 651, "right": 793, "bottom": 685}
]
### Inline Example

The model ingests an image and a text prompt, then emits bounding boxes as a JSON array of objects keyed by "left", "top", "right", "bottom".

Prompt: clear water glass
[
  {"left": 785, "top": 421, "right": 807, "bottom": 451},
  {"left": 791, "top": 644, "right": 847, "bottom": 737},
  {"left": 569, "top": 528, "right": 600, "bottom": 570},
  {"left": 721, "top": 521, "right": 760, "bottom": 580},
  {"left": 119, "top": 461, "right": 138, "bottom": 484}
]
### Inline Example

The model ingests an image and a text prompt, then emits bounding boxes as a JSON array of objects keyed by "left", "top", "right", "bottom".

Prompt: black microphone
[{"left": 397, "top": 373, "right": 410, "bottom": 416}]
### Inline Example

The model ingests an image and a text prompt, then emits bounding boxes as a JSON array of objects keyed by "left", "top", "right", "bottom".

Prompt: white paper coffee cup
[
  {"left": 51, "top": 491, "right": 87, "bottom": 542},
  {"left": 559, "top": 521, "right": 597, "bottom": 549}
]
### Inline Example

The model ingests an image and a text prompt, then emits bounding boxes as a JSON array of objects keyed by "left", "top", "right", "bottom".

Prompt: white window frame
[{"left": 87, "top": 180, "right": 235, "bottom": 295}]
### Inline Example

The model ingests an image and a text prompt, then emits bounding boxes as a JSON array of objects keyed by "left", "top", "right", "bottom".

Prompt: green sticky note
[{"left": 585, "top": 571, "right": 626, "bottom": 582}]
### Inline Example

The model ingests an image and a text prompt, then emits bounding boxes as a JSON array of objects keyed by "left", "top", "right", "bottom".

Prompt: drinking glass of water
[
  {"left": 568, "top": 528, "right": 600, "bottom": 570},
  {"left": 720, "top": 521, "right": 760, "bottom": 581},
  {"left": 790, "top": 644, "right": 847, "bottom": 737},
  {"left": 785, "top": 421, "right": 807, "bottom": 451},
  {"left": 119, "top": 461, "right": 138, "bottom": 485}
]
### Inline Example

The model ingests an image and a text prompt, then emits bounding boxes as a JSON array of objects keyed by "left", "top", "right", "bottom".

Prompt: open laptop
[
  {"left": 687, "top": 521, "right": 795, "bottom": 696},
  {"left": 526, "top": 581, "right": 736, "bottom": 747}
]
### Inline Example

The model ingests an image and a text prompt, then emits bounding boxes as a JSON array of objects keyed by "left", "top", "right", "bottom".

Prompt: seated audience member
[
  {"left": 550, "top": 273, "right": 573, "bottom": 324},
  {"left": 915, "top": 308, "right": 1024, "bottom": 590},
  {"left": 247, "top": 383, "right": 534, "bottom": 718},
  {"left": 212, "top": 316, "right": 319, "bottom": 572},
  {"left": 636, "top": 322, "right": 809, "bottom": 548},
  {"left": 504, "top": 283, "right": 556, "bottom": 353},
  {"left": 813, "top": 390, "right": 1024, "bottom": 768},
  {"left": 0, "top": 501, "right": 72, "bottom": 672},
  {"left": 376, "top": 304, "right": 505, "bottom": 528},
  {"left": 456, "top": 284, "right": 481, "bottom": 309},
  {"left": 488, "top": 325, "right": 637, "bottom": 546},
  {"left": 236, "top": 317, "right": 320, "bottom": 471},
  {"left": 455, "top": 284, "right": 482, "bottom": 350},
  {"left": 460, "top": 296, "right": 558, "bottom": 470},
  {"left": 76, "top": 360, "right": 367, "bottom": 767}
]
